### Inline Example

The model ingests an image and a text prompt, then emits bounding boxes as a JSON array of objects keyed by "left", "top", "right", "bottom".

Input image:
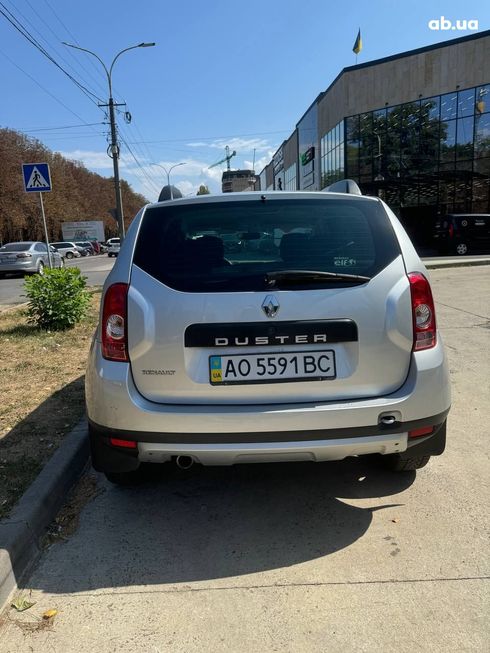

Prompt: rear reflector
[
  {"left": 408, "top": 272, "right": 437, "bottom": 351},
  {"left": 102, "top": 283, "right": 129, "bottom": 361},
  {"left": 110, "top": 437, "right": 137, "bottom": 449},
  {"left": 409, "top": 426, "right": 434, "bottom": 439}
]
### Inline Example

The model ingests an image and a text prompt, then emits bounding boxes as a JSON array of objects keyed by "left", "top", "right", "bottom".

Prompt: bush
[{"left": 24, "top": 267, "right": 91, "bottom": 331}]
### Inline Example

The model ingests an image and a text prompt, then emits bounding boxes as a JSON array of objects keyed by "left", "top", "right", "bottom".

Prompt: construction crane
[{"left": 208, "top": 145, "right": 236, "bottom": 171}]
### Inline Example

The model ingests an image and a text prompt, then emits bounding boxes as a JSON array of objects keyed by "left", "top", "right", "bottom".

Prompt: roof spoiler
[{"left": 324, "top": 179, "right": 362, "bottom": 195}]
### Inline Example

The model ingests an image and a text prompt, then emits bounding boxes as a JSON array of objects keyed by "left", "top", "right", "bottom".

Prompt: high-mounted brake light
[
  {"left": 101, "top": 283, "right": 129, "bottom": 361},
  {"left": 408, "top": 272, "right": 436, "bottom": 351}
]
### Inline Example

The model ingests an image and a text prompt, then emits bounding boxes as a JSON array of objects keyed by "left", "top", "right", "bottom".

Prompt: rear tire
[
  {"left": 383, "top": 454, "right": 431, "bottom": 472},
  {"left": 455, "top": 242, "right": 469, "bottom": 255},
  {"left": 37, "top": 261, "right": 45, "bottom": 275},
  {"left": 66, "top": 251, "right": 74, "bottom": 259},
  {"left": 104, "top": 469, "right": 144, "bottom": 486}
]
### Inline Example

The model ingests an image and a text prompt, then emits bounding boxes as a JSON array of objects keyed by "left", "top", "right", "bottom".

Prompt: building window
[
  {"left": 284, "top": 163, "right": 297, "bottom": 190},
  {"left": 320, "top": 120, "right": 345, "bottom": 188},
  {"left": 343, "top": 83, "right": 490, "bottom": 245}
]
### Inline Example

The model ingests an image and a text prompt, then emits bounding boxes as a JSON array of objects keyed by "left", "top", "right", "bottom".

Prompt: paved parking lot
[
  {"left": 0, "top": 256, "right": 114, "bottom": 307},
  {"left": 1, "top": 266, "right": 489, "bottom": 652}
]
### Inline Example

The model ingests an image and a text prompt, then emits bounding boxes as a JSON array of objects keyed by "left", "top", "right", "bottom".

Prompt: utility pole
[
  {"left": 62, "top": 41, "right": 156, "bottom": 242},
  {"left": 107, "top": 96, "right": 125, "bottom": 240}
]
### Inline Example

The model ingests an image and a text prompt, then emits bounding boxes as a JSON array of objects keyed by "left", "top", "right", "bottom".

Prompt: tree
[
  {"left": 0, "top": 128, "right": 149, "bottom": 244},
  {"left": 196, "top": 184, "right": 210, "bottom": 195}
]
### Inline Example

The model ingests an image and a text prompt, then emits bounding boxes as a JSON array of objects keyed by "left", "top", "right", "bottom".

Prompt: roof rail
[{"left": 324, "top": 179, "right": 362, "bottom": 195}]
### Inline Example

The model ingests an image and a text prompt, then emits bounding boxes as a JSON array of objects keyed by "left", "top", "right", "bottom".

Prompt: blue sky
[{"left": 1, "top": 0, "right": 488, "bottom": 201}]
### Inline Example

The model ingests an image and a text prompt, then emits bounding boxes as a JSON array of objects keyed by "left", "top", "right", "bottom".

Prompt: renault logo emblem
[{"left": 262, "top": 295, "right": 279, "bottom": 318}]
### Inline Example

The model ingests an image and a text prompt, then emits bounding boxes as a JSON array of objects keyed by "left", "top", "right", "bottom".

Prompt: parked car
[
  {"left": 51, "top": 241, "right": 82, "bottom": 259},
  {"left": 0, "top": 241, "right": 64, "bottom": 277},
  {"left": 106, "top": 238, "right": 121, "bottom": 257},
  {"left": 75, "top": 241, "right": 95, "bottom": 256},
  {"left": 86, "top": 186, "right": 450, "bottom": 485},
  {"left": 433, "top": 213, "right": 490, "bottom": 255}
]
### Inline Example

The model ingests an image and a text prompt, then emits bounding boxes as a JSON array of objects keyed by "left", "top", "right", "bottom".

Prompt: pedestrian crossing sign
[{"left": 22, "top": 163, "right": 52, "bottom": 192}]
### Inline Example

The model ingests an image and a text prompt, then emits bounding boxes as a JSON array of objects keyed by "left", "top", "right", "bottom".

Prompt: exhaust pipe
[{"left": 176, "top": 455, "right": 194, "bottom": 470}]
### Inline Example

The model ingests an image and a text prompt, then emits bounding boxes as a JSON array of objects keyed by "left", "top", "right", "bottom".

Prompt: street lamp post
[
  {"left": 151, "top": 162, "right": 186, "bottom": 199},
  {"left": 63, "top": 41, "right": 156, "bottom": 241}
]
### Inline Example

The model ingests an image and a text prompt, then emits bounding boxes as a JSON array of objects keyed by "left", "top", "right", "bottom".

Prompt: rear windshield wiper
[{"left": 265, "top": 270, "right": 371, "bottom": 286}]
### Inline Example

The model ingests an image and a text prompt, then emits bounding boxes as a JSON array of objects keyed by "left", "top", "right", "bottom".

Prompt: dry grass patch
[{"left": 0, "top": 292, "right": 101, "bottom": 518}]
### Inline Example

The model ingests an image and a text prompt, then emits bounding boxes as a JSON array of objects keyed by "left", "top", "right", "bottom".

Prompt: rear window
[{"left": 133, "top": 198, "right": 400, "bottom": 292}]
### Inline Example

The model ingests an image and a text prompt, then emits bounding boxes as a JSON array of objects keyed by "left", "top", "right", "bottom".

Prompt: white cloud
[
  {"left": 244, "top": 151, "right": 276, "bottom": 174},
  {"left": 187, "top": 137, "right": 272, "bottom": 153},
  {"left": 56, "top": 149, "right": 134, "bottom": 170},
  {"left": 56, "top": 149, "right": 274, "bottom": 201}
]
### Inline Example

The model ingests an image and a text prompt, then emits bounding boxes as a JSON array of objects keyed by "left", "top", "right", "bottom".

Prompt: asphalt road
[
  {"left": 1, "top": 266, "right": 489, "bottom": 652},
  {"left": 0, "top": 255, "right": 115, "bottom": 307}
]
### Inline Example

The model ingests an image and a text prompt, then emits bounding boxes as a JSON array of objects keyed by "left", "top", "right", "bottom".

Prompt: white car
[
  {"left": 86, "top": 184, "right": 450, "bottom": 485},
  {"left": 106, "top": 237, "right": 121, "bottom": 257}
]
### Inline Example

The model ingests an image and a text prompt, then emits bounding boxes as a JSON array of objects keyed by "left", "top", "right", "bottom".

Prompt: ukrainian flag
[{"left": 353, "top": 29, "right": 362, "bottom": 55}]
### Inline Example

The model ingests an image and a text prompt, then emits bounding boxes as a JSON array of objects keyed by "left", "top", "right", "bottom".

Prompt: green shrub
[{"left": 24, "top": 267, "right": 91, "bottom": 331}]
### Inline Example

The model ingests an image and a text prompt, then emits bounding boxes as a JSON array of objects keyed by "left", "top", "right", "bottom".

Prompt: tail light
[
  {"left": 409, "top": 426, "right": 434, "bottom": 439},
  {"left": 448, "top": 223, "right": 454, "bottom": 238},
  {"left": 16, "top": 253, "right": 32, "bottom": 258},
  {"left": 408, "top": 272, "right": 436, "bottom": 351},
  {"left": 110, "top": 437, "right": 137, "bottom": 449},
  {"left": 101, "top": 283, "right": 128, "bottom": 361}
]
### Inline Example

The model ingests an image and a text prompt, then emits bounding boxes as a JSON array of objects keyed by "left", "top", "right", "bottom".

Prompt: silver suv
[{"left": 86, "top": 188, "right": 450, "bottom": 485}]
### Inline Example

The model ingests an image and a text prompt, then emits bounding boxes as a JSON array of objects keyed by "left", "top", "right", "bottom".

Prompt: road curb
[
  {"left": 424, "top": 259, "right": 490, "bottom": 269},
  {"left": 0, "top": 419, "right": 89, "bottom": 609}
]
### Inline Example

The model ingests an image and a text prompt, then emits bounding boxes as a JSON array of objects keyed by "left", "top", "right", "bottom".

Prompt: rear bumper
[
  {"left": 0, "top": 261, "right": 37, "bottom": 273},
  {"left": 89, "top": 418, "right": 447, "bottom": 471},
  {"left": 86, "top": 336, "right": 451, "bottom": 471}
]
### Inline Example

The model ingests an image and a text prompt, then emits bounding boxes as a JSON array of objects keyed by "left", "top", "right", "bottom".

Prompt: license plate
[
  {"left": 0, "top": 256, "right": 15, "bottom": 263},
  {"left": 209, "top": 350, "right": 336, "bottom": 385}
]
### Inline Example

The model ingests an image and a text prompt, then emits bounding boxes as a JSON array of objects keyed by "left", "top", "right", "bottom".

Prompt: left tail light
[
  {"left": 408, "top": 272, "right": 437, "bottom": 351},
  {"left": 16, "top": 253, "right": 32, "bottom": 258},
  {"left": 101, "top": 283, "right": 129, "bottom": 361}
]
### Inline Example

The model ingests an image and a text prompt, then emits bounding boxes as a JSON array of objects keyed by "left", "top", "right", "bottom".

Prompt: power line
[
  {"left": 41, "top": 0, "right": 126, "bottom": 103},
  {"left": 19, "top": 122, "right": 105, "bottom": 133},
  {"left": 0, "top": 47, "right": 102, "bottom": 131},
  {"left": 0, "top": 1, "right": 104, "bottom": 105},
  {"left": 20, "top": 0, "right": 109, "bottom": 100},
  {"left": 2, "top": 3, "right": 159, "bottom": 200},
  {"left": 118, "top": 133, "right": 162, "bottom": 196}
]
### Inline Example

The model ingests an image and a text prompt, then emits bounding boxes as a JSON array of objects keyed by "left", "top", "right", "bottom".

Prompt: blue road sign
[{"left": 22, "top": 163, "right": 52, "bottom": 193}]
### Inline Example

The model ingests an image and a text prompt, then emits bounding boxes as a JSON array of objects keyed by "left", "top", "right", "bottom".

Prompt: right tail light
[
  {"left": 101, "top": 283, "right": 129, "bottom": 361},
  {"left": 408, "top": 272, "right": 437, "bottom": 351}
]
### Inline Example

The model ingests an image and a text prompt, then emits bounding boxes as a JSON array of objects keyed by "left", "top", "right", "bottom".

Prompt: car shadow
[{"left": 23, "top": 457, "right": 415, "bottom": 593}]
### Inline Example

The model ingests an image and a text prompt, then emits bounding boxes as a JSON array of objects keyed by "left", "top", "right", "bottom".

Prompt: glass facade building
[
  {"left": 335, "top": 84, "right": 490, "bottom": 243},
  {"left": 284, "top": 163, "right": 297, "bottom": 190},
  {"left": 320, "top": 121, "right": 344, "bottom": 189}
]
